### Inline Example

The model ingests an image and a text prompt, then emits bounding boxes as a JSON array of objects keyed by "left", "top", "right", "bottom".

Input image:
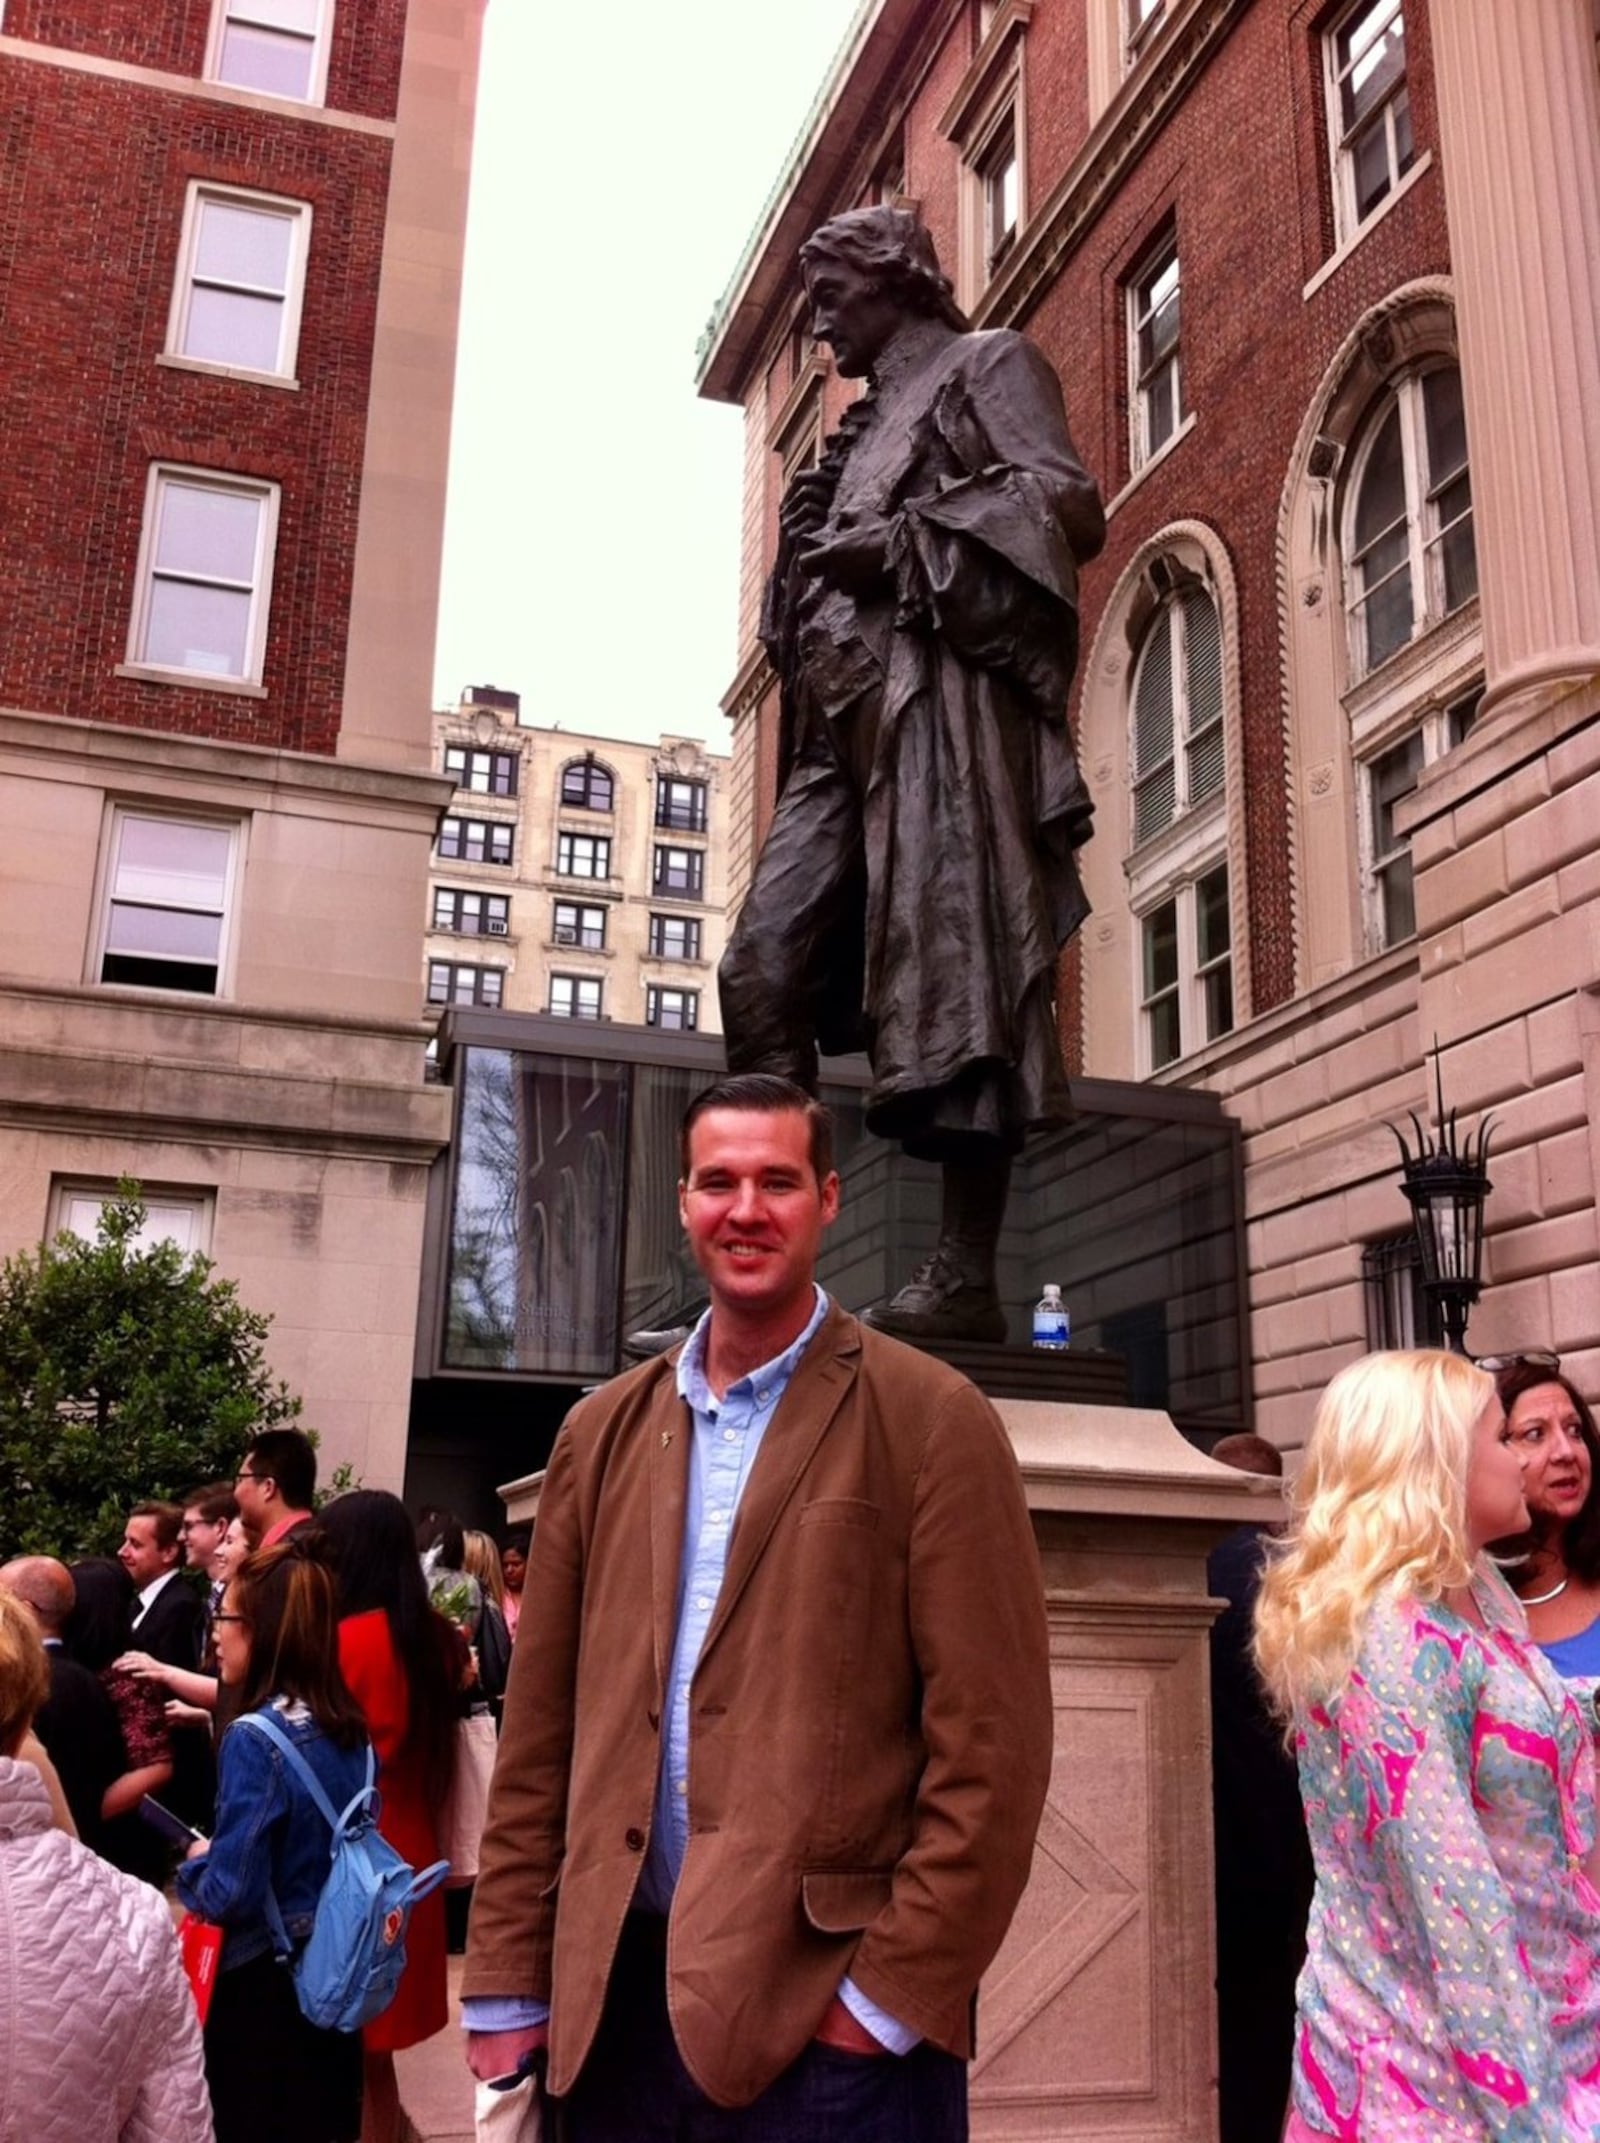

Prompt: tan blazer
[{"left": 463, "top": 1302, "right": 1053, "bottom": 2109}]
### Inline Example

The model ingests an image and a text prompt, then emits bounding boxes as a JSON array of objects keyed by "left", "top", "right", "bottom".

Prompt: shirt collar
[
  {"left": 676, "top": 1286, "right": 829, "bottom": 1413},
  {"left": 137, "top": 1569, "right": 178, "bottom": 1610}
]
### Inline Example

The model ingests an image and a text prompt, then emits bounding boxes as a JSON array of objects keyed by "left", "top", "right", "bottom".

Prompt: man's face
[
  {"left": 233, "top": 1462, "right": 273, "bottom": 1543},
  {"left": 679, "top": 1107, "right": 839, "bottom": 1323},
  {"left": 802, "top": 256, "right": 903, "bottom": 379},
  {"left": 180, "top": 1507, "right": 226, "bottom": 1571},
  {"left": 118, "top": 1515, "right": 177, "bottom": 1589}
]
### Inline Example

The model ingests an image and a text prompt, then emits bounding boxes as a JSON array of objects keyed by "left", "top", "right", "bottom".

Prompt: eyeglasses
[
  {"left": 234, "top": 1470, "right": 271, "bottom": 1487},
  {"left": 1477, "top": 1351, "right": 1561, "bottom": 1376},
  {"left": 212, "top": 1612, "right": 248, "bottom": 1627}
]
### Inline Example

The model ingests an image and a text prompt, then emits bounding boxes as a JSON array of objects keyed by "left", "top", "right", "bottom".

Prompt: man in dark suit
[
  {"left": 0, "top": 1555, "right": 123, "bottom": 1849},
  {"left": 117, "top": 1500, "right": 210, "bottom": 1826}
]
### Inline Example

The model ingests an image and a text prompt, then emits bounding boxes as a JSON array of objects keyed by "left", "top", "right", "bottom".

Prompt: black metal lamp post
[{"left": 1391, "top": 1044, "right": 1494, "bottom": 1355}]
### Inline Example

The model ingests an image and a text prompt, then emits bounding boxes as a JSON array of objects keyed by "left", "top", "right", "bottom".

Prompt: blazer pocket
[
  {"left": 797, "top": 1498, "right": 880, "bottom": 1530},
  {"left": 802, "top": 1867, "right": 895, "bottom": 1933}
]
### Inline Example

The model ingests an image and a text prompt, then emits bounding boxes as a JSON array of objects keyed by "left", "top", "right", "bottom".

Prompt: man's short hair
[
  {"left": 680, "top": 1075, "right": 835, "bottom": 1186},
  {"left": 242, "top": 1428, "right": 317, "bottom": 1511},
  {"left": 129, "top": 1500, "right": 184, "bottom": 1552},
  {"left": 1209, "top": 1433, "right": 1284, "bottom": 1479},
  {"left": 180, "top": 1481, "right": 239, "bottom": 1525}
]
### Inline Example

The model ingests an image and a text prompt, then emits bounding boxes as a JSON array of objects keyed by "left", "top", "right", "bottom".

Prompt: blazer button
[{"left": 625, "top": 1827, "right": 645, "bottom": 1852}]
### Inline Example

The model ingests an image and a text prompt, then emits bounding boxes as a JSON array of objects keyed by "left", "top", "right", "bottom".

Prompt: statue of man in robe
[{"left": 718, "top": 206, "right": 1106, "bottom": 1341}]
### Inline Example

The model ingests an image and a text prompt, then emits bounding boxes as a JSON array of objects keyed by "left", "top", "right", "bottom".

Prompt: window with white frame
[
  {"left": 648, "top": 914, "right": 702, "bottom": 961},
  {"left": 978, "top": 111, "right": 1019, "bottom": 279},
  {"left": 128, "top": 469, "right": 278, "bottom": 684},
  {"left": 1129, "top": 235, "right": 1181, "bottom": 469},
  {"left": 549, "top": 974, "right": 602, "bottom": 1020},
  {"left": 437, "top": 817, "right": 513, "bottom": 866},
  {"left": 444, "top": 744, "right": 518, "bottom": 797},
  {"left": 552, "top": 901, "right": 606, "bottom": 950},
  {"left": 208, "top": 0, "right": 333, "bottom": 104},
  {"left": 1139, "top": 861, "right": 1233, "bottom": 1072},
  {"left": 168, "top": 185, "right": 310, "bottom": 380},
  {"left": 646, "top": 985, "right": 699, "bottom": 1032},
  {"left": 51, "top": 1181, "right": 214, "bottom": 1257},
  {"left": 653, "top": 845, "right": 703, "bottom": 898},
  {"left": 432, "top": 888, "right": 510, "bottom": 938},
  {"left": 97, "top": 810, "right": 239, "bottom": 995},
  {"left": 1126, "top": 0, "right": 1165, "bottom": 63},
  {"left": 557, "top": 833, "right": 610, "bottom": 879},
  {"left": 427, "top": 960, "right": 502, "bottom": 1009},
  {"left": 560, "top": 758, "right": 614, "bottom": 812},
  {"left": 1130, "top": 580, "right": 1223, "bottom": 845},
  {"left": 1344, "top": 366, "right": 1476, "bottom": 678},
  {"left": 1358, "top": 680, "right": 1481, "bottom": 952},
  {"left": 1325, "top": 0, "right": 1414, "bottom": 241}
]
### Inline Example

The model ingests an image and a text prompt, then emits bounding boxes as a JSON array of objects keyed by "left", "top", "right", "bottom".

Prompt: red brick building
[
  {"left": 0, "top": 0, "right": 484, "bottom": 1484},
  {"left": 700, "top": 0, "right": 1600, "bottom": 1449}
]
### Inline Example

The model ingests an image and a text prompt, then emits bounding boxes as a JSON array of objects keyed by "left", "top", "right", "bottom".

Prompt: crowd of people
[{"left": 0, "top": 1426, "right": 530, "bottom": 2143}]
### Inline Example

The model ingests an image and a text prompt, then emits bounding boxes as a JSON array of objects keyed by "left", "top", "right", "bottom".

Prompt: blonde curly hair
[{"left": 1254, "top": 1349, "right": 1495, "bottom": 1722}]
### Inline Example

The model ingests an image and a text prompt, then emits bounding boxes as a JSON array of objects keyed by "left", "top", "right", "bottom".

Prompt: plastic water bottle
[{"left": 1032, "top": 1283, "right": 1070, "bottom": 1351}]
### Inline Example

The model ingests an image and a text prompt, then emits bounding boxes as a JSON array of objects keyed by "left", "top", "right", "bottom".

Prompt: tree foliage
[{"left": 0, "top": 1184, "right": 301, "bottom": 1558}]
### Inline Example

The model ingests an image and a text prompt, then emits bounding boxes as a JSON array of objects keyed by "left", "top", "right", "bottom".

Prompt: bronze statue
[{"left": 719, "top": 207, "right": 1105, "bottom": 1341}]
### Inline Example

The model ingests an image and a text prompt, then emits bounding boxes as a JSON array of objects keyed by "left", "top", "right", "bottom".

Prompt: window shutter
[
  {"left": 1183, "top": 590, "right": 1224, "bottom": 803},
  {"left": 1132, "top": 607, "right": 1176, "bottom": 842}
]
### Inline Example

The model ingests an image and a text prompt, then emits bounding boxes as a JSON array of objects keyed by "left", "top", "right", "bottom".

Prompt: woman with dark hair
[
  {"left": 499, "top": 1526, "right": 530, "bottom": 1643},
  {"left": 176, "top": 1539, "right": 370, "bottom": 2143},
  {"left": 320, "top": 1490, "right": 458, "bottom": 2143},
  {"left": 64, "top": 1555, "right": 173, "bottom": 1883},
  {"left": 1488, "top": 1352, "right": 1600, "bottom": 1678}
]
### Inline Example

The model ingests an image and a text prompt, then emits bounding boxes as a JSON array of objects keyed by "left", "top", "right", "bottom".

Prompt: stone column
[
  {"left": 1427, "top": 0, "right": 1600, "bottom": 719},
  {"left": 972, "top": 1401, "right": 1280, "bottom": 2143}
]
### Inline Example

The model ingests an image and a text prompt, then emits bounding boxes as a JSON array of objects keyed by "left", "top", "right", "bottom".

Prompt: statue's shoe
[{"left": 861, "top": 1258, "right": 1007, "bottom": 1344}]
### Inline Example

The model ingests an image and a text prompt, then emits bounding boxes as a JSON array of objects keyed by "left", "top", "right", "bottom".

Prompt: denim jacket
[{"left": 175, "top": 1697, "right": 370, "bottom": 1971}]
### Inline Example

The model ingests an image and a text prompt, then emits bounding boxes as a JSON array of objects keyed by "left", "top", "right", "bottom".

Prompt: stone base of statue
[{"left": 873, "top": 1332, "right": 1129, "bottom": 1408}]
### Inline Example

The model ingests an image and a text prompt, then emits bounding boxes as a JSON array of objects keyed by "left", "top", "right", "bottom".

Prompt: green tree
[{"left": 0, "top": 1184, "right": 301, "bottom": 1558}]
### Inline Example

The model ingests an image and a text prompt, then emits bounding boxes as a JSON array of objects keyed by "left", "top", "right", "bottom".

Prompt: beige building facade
[
  {"left": 0, "top": 0, "right": 485, "bottom": 1491},
  {"left": 425, "top": 687, "right": 731, "bottom": 1039}
]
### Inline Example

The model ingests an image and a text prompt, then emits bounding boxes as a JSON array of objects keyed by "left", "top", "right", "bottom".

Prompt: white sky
[{"left": 431, "top": 0, "right": 866, "bottom": 750}]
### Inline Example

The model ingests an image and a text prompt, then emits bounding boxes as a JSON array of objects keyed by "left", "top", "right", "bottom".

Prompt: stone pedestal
[{"left": 972, "top": 1401, "right": 1281, "bottom": 2142}]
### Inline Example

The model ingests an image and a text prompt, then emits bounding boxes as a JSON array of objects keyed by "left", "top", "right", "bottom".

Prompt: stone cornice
[{"left": 973, "top": 0, "right": 1250, "bottom": 331}]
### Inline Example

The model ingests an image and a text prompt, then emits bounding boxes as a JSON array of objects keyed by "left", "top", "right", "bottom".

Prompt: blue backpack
[{"left": 241, "top": 1710, "right": 450, "bottom": 2033}]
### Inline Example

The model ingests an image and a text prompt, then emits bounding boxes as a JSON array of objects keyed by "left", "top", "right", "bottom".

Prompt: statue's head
[{"left": 799, "top": 206, "right": 967, "bottom": 376}]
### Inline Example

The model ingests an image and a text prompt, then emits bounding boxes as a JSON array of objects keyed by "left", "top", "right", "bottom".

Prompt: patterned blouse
[{"left": 1286, "top": 1569, "right": 1600, "bottom": 2141}]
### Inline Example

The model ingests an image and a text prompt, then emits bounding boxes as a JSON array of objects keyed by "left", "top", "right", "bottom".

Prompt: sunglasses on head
[{"left": 1476, "top": 1350, "right": 1561, "bottom": 1375}]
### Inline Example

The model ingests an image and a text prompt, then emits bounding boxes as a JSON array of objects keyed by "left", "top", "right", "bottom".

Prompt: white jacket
[{"left": 0, "top": 1755, "right": 215, "bottom": 2143}]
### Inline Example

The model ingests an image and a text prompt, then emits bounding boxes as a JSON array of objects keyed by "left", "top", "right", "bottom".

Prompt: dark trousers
[
  {"left": 559, "top": 1914, "right": 968, "bottom": 2143},
  {"left": 204, "top": 1947, "right": 362, "bottom": 2143}
]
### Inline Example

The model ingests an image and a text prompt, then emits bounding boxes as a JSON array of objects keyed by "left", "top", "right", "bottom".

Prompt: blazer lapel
[
  {"left": 648, "top": 1366, "right": 692, "bottom": 1696},
  {"left": 696, "top": 1308, "right": 860, "bottom": 1671}
]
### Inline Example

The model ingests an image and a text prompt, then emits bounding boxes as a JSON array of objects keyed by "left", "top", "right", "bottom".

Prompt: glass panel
[
  {"left": 194, "top": 200, "right": 293, "bottom": 293},
  {"left": 106, "top": 902, "right": 223, "bottom": 961},
  {"left": 1140, "top": 259, "right": 1180, "bottom": 369},
  {"left": 116, "top": 817, "right": 230, "bottom": 907},
  {"left": 217, "top": 22, "right": 315, "bottom": 98},
  {"left": 1148, "top": 993, "right": 1181, "bottom": 1070},
  {"left": 1196, "top": 866, "right": 1230, "bottom": 965},
  {"left": 1203, "top": 961, "right": 1234, "bottom": 1041},
  {"left": 155, "top": 483, "right": 260, "bottom": 584},
  {"left": 1339, "top": 1, "right": 1405, "bottom": 131},
  {"left": 1143, "top": 902, "right": 1179, "bottom": 996},
  {"left": 235, "top": 0, "right": 319, "bottom": 29},
  {"left": 1422, "top": 367, "right": 1468, "bottom": 483},
  {"left": 1353, "top": 403, "right": 1404, "bottom": 553},
  {"left": 185, "top": 286, "right": 284, "bottom": 371},
  {"left": 1144, "top": 364, "right": 1177, "bottom": 456},
  {"left": 1379, "top": 853, "right": 1416, "bottom": 943},
  {"left": 442, "top": 1049, "right": 631, "bottom": 1377},
  {"left": 1370, "top": 731, "right": 1425, "bottom": 849},
  {"left": 144, "top": 579, "right": 251, "bottom": 675}
]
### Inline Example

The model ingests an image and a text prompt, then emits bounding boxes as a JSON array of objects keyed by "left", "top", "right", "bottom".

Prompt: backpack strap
[{"left": 236, "top": 1710, "right": 377, "bottom": 1957}]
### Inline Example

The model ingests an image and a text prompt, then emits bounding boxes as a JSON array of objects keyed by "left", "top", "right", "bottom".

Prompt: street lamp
[{"left": 1390, "top": 1043, "right": 1494, "bottom": 1356}]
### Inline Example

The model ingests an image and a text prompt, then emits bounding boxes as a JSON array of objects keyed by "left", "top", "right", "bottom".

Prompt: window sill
[
  {"left": 115, "top": 664, "right": 268, "bottom": 698},
  {"left": 1105, "top": 410, "right": 1196, "bottom": 522},
  {"left": 156, "top": 353, "right": 300, "bottom": 392},
  {"left": 1303, "top": 153, "right": 1434, "bottom": 304}
]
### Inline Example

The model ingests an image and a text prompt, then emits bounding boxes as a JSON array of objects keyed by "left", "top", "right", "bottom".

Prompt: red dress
[{"left": 337, "top": 1608, "right": 447, "bottom": 2050}]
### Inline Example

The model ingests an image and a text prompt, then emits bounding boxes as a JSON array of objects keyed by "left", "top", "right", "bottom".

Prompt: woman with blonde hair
[{"left": 1256, "top": 1349, "right": 1600, "bottom": 2140}]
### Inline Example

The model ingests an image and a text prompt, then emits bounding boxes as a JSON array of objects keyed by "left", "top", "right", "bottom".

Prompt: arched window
[
  {"left": 559, "top": 756, "right": 614, "bottom": 812},
  {"left": 1130, "top": 579, "right": 1223, "bottom": 844},
  {"left": 1345, "top": 365, "right": 1476, "bottom": 678}
]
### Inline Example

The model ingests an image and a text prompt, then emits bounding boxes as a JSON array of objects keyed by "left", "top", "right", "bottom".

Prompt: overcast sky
[{"left": 431, "top": 0, "right": 865, "bottom": 749}]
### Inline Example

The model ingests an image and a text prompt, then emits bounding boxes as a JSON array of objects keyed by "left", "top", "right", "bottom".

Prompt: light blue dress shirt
[{"left": 463, "top": 1287, "right": 917, "bottom": 2055}]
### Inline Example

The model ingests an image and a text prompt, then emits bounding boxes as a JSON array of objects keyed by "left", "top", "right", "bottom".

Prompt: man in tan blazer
[{"left": 463, "top": 1074, "right": 1053, "bottom": 2138}]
